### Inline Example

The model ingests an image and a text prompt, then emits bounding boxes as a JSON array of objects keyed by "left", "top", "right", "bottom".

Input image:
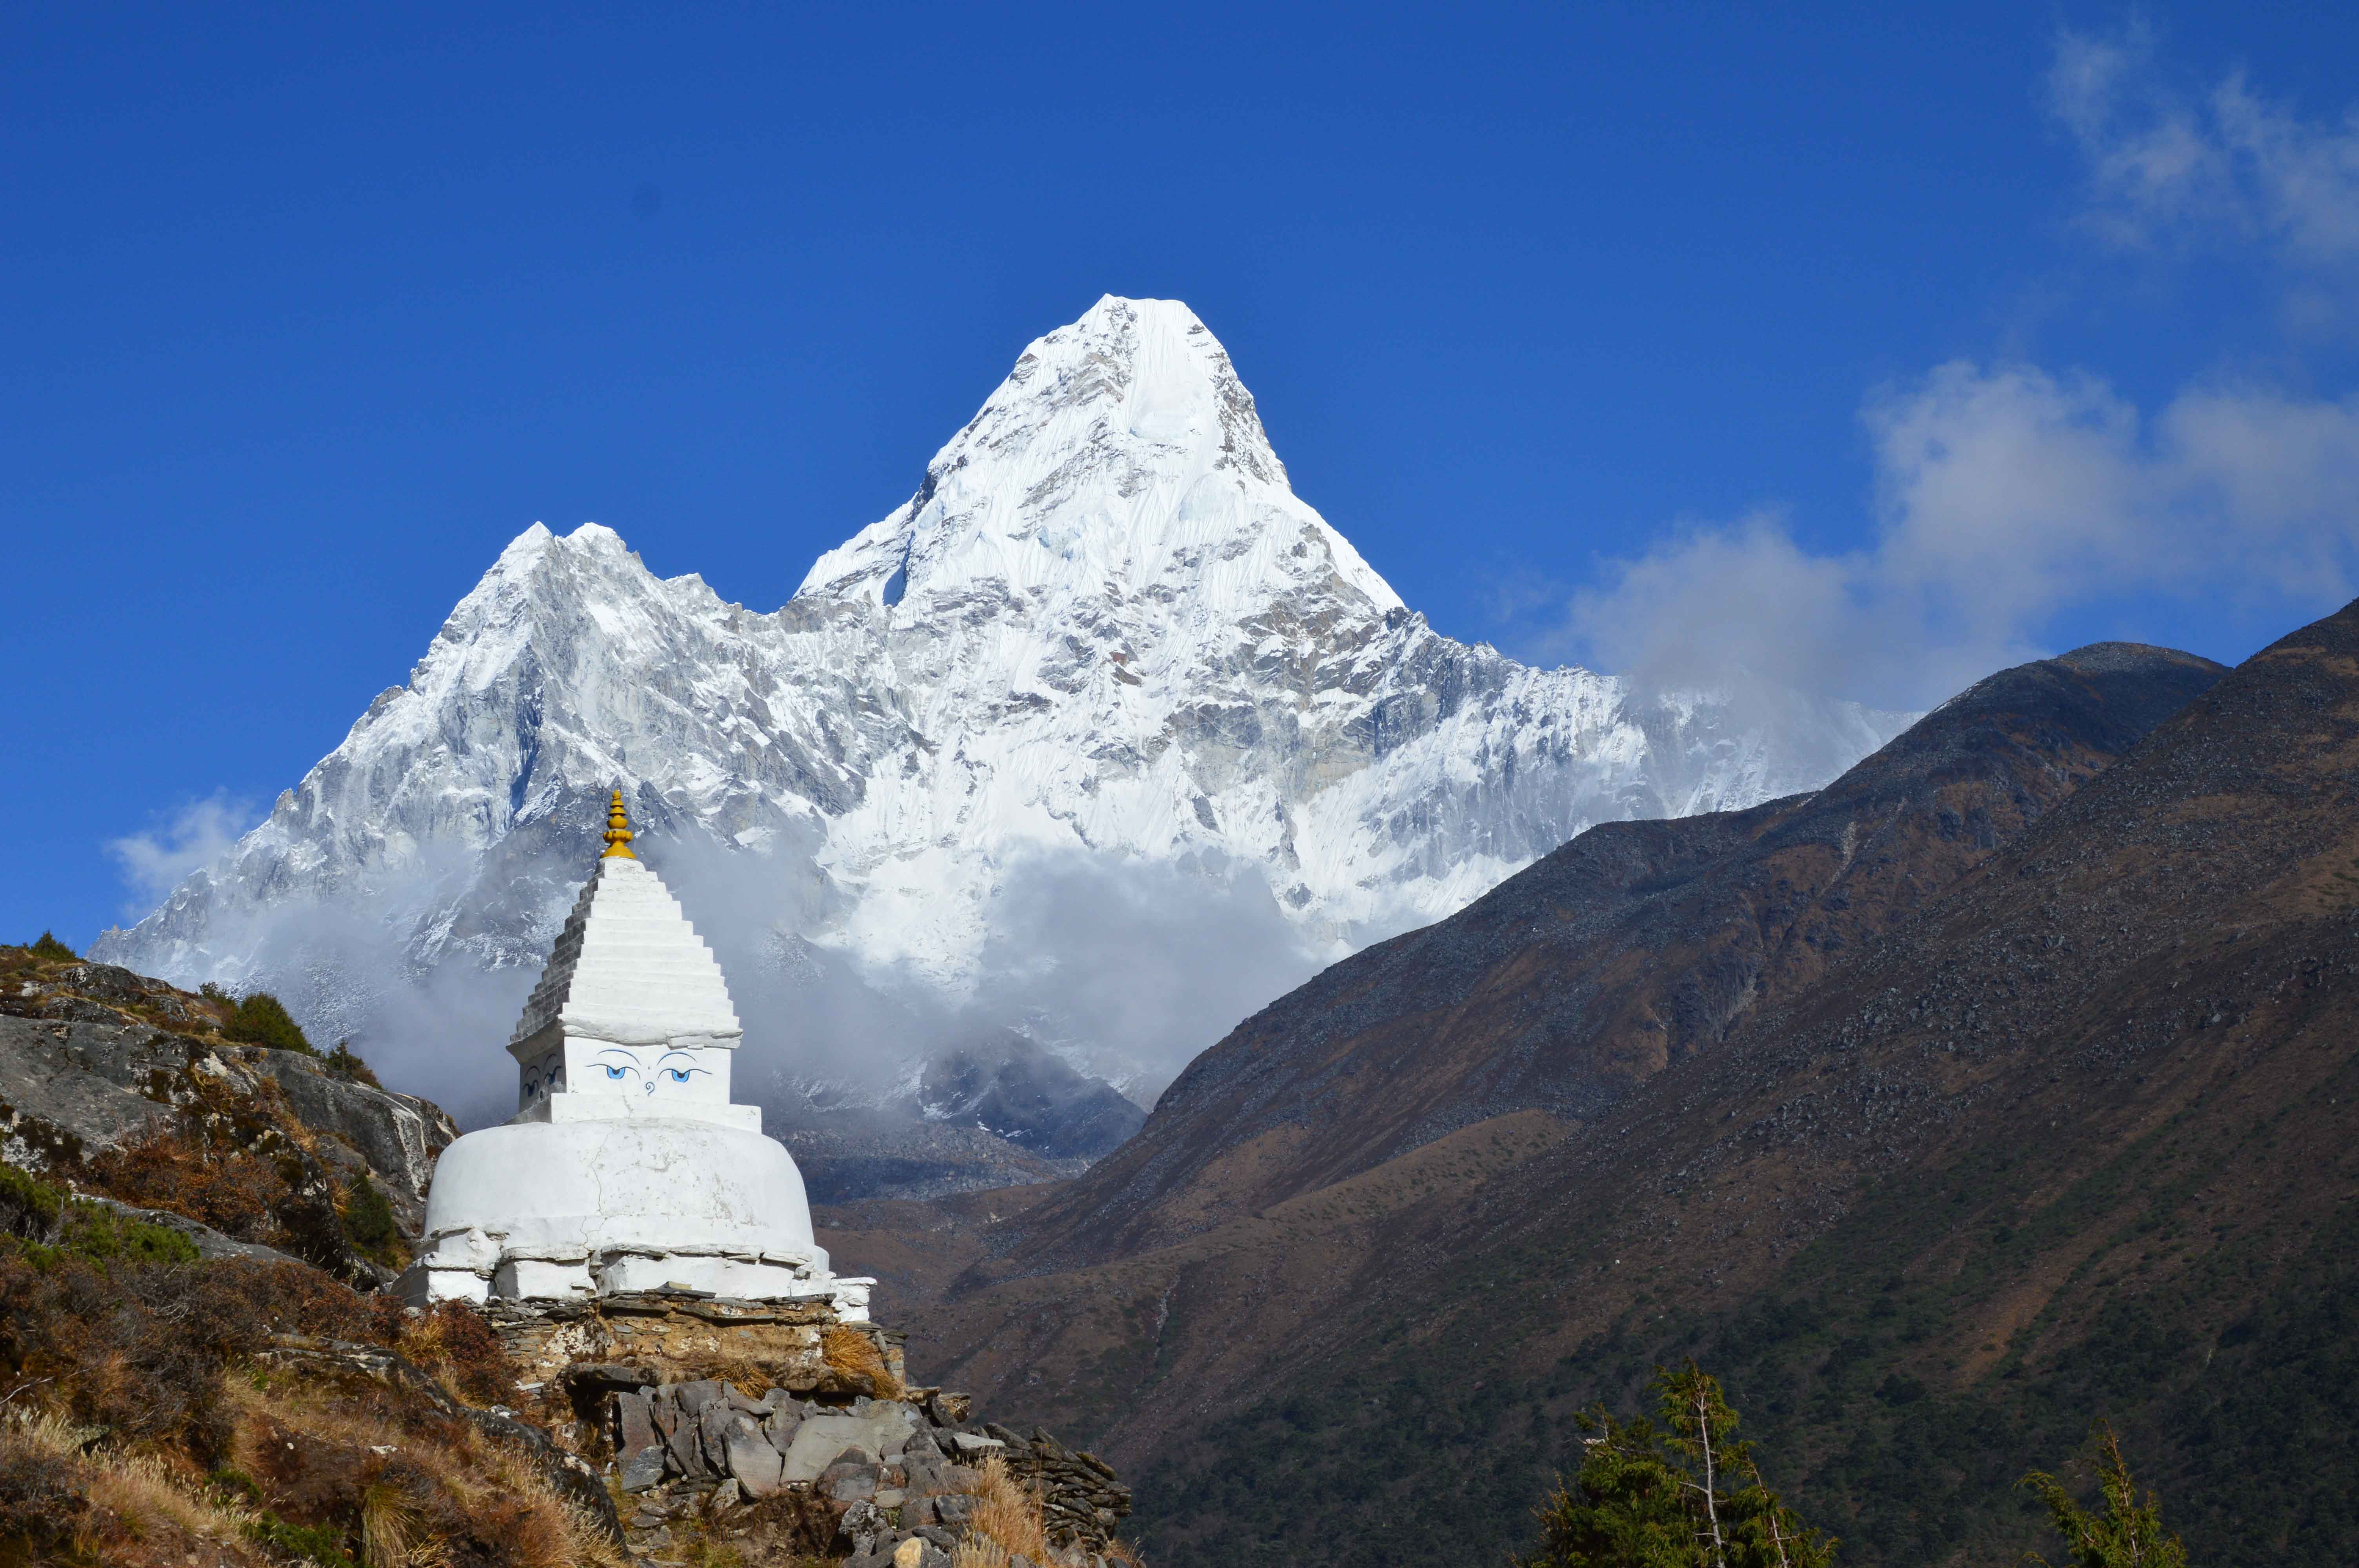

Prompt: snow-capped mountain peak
[
  {"left": 97, "top": 296, "right": 1908, "bottom": 1123},
  {"left": 798, "top": 296, "right": 1400, "bottom": 619}
]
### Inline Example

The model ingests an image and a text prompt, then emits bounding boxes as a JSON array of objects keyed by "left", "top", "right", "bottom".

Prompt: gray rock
[
  {"left": 663, "top": 1406, "right": 710, "bottom": 1480},
  {"left": 779, "top": 1408, "right": 915, "bottom": 1483},
  {"left": 763, "top": 1407, "right": 803, "bottom": 1454},
  {"left": 0, "top": 1013, "right": 454, "bottom": 1234},
  {"left": 620, "top": 1445, "right": 668, "bottom": 1493},
  {"left": 931, "top": 1494, "right": 975, "bottom": 1528},
  {"left": 616, "top": 1390, "right": 657, "bottom": 1459},
  {"left": 725, "top": 1422, "right": 785, "bottom": 1498},
  {"left": 71, "top": 1192, "right": 307, "bottom": 1266},
  {"left": 838, "top": 1499, "right": 887, "bottom": 1557},
  {"left": 697, "top": 1401, "right": 738, "bottom": 1469},
  {"left": 820, "top": 1461, "right": 879, "bottom": 1504},
  {"left": 950, "top": 1432, "right": 1004, "bottom": 1458},
  {"left": 710, "top": 1478, "right": 742, "bottom": 1511},
  {"left": 674, "top": 1379, "right": 725, "bottom": 1415}
]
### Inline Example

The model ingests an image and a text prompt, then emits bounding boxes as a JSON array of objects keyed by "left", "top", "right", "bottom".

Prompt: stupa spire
[{"left": 601, "top": 788, "right": 636, "bottom": 858}]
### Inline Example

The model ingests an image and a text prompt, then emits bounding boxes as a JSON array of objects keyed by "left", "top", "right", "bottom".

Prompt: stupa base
[{"left": 394, "top": 1249, "right": 874, "bottom": 1319}]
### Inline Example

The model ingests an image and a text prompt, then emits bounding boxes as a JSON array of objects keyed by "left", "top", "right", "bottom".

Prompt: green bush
[
  {"left": 25, "top": 931, "right": 76, "bottom": 962},
  {"left": 324, "top": 1039, "right": 381, "bottom": 1088},
  {"left": 223, "top": 991, "right": 315, "bottom": 1055},
  {"left": 245, "top": 1511, "right": 356, "bottom": 1567},
  {"left": 340, "top": 1177, "right": 400, "bottom": 1265},
  {"left": 0, "top": 1160, "right": 200, "bottom": 1267}
]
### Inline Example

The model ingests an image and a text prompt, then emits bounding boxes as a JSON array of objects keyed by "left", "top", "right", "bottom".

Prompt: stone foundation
[{"left": 483, "top": 1290, "right": 907, "bottom": 1394}]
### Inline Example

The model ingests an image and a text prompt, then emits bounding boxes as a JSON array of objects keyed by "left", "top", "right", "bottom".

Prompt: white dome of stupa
[{"left": 394, "top": 792, "right": 867, "bottom": 1314}]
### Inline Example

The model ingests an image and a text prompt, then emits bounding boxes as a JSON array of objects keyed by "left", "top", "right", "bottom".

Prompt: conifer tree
[
  {"left": 1516, "top": 1362, "right": 1835, "bottom": 1568},
  {"left": 2021, "top": 1421, "right": 2188, "bottom": 1568}
]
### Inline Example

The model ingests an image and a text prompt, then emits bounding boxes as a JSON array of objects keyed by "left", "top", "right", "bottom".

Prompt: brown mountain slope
[
  {"left": 994, "top": 642, "right": 2226, "bottom": 1272},
  {"left": 815, "top": 640, "right": 2255, "bottom": 1557},
  {"left": 1102, "top": 601, "right": 2359, "bottom": 1566}
]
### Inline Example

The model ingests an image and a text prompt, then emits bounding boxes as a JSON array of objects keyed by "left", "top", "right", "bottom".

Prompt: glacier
[{"left": 95, "top": 296, "right": 1910, "bottom": 1127}]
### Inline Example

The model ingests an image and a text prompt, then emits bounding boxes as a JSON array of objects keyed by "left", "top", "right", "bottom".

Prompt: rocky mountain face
[
  {"left": 94, "top": 296, "right": 1905, "bottom": 1138},
  {"left": 0, "top": 946, "right": 458, "bottom": 1279},
  {"left": 998, "top": 641, "right": 2230, "bottom": 1270},
  {"left": 811, "top": 628, "right": 2359, "bottom": 1566}
]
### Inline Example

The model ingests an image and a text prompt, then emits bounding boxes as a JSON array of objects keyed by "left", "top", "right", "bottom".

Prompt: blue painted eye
[
  {"left": 668, "top": 1068, "right": 691, "bottom": 1082},
  {"left": 604, "top": 1064, "right": 626, "bottom": 1080}
]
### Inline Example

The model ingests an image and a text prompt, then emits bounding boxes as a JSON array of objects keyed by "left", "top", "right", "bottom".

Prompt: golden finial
[{"left": 601, "top": 789, "right": 636, "bottom": 859}]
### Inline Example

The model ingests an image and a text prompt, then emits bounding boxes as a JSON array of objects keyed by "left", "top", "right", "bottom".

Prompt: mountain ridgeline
[
  {"left": 820, "top": 619, "right": 2359, "bottom": 1566},
  {"left": 94, "top": 296, "right": 1904, "bottom": 1139}
]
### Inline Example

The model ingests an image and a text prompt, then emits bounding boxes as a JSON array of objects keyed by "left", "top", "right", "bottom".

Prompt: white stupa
[{"left": 395, "top": 792, "right": 868, "bottom": 1315}]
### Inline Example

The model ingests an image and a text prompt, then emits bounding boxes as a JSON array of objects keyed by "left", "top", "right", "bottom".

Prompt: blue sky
[{"left": 9, "top": 2, "right": 2359, "bottom": 949}]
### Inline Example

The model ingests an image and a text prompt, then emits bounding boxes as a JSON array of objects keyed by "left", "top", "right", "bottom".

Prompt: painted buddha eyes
[{"left": 584, "top": 1050, "right": 709, "bottom": 1093}]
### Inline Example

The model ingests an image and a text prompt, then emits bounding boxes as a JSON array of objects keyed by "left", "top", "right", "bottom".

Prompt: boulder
[{"left": 819, "top": 1459, "right": 880, "bottom": 1504}]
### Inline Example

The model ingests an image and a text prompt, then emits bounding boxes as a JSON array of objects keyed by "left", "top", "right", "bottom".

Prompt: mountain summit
[{"left": 97, "top": 297, "right": 1906, "bottom": 1121}]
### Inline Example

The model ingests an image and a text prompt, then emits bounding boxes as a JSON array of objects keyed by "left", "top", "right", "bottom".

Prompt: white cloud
[
  {"left": 1560, "top": 364, "right": 2359, "bottom": 709},
  {"left": 2051, "top": 25, "right": 2359, "bottom": 269},
  {"left": 108, "top": 794, "right": 259, "bottom": 913}
]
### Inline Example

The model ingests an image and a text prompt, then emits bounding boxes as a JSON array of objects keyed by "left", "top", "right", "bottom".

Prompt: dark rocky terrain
[
  {"left": 814, "top": 626, "right": 2359, "bottom": 1565},
  {"left": 1, "top": 952, "right": 458, "bottom": 1278}
]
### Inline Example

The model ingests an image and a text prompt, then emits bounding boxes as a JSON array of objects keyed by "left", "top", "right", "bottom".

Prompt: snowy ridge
[{"left": 96, "top": 296, "right": 1910, "bottom": 1114}]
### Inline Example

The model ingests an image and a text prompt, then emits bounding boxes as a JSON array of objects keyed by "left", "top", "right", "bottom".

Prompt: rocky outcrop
[
  {"left": 485, "top": 1287, "right": 1132, "bottom": 1568},
  {"left": 0, "top": 951, "right": 458, "bottom": 1269}
]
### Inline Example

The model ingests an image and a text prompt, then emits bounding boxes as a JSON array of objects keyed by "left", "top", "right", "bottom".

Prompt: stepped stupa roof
[{"left": 508, "top": 791, "right": 742, "bottom": 1058}]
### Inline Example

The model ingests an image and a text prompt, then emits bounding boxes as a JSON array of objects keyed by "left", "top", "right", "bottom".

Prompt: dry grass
[
  {"left": 222, "top": 1376, "right": 627, "bottom": 1568},
  {"left": 821, "top": 1323, "right": 901, "bottom": 1397},
  {"left": 949, "top": 1455, "right": 1054, "bottom": 1568},
  {"left": 2, "top": 1406, "right": 265, "bottom": 1564}
]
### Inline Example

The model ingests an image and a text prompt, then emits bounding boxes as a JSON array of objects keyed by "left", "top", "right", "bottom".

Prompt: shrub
[
  {"left": 339, "top": 1177, "right": 401, "bottom": 1267},
  {"left": 24, "top": 932, "right": 76, "bottom": 963},
  {"left": 0, "top": 1160, "right": 199, "bottom": 1268},
  {"left": 223, "top": 991, "right": 315, "bottom": 1055},
  {"left": 395, "top": 1302, "right": 514, "bottom": 1407},
  {"left": 323, "top": 1039, "right": 381, "bottom": 1088}
]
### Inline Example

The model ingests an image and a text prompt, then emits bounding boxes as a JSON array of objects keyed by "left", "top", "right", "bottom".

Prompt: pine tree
[
  {"left": 2021, "top": 1421, "right": 2188, "bottom": 1568},
  {"left": 1516, "top": 1362, "right": 1835, "bottom": 1568}
]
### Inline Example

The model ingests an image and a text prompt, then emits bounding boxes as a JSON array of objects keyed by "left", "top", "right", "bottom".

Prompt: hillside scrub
[
  {"left": 219, "top": 989, "right": 314, "bottom": 1055},
  {"left": 0, "top": 1227, "right": 618, "bottom": 1566}
]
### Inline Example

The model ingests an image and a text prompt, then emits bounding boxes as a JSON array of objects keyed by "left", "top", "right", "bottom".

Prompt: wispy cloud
[
  {"left": 2050, "top": 23, "right": 2359, "bottom": 272},
  {"left": 108, "top": 794, "right": 259, "bottom": 914},
  {"left": 1559, "top": 363, "right": 2359, "bottom": 709}
]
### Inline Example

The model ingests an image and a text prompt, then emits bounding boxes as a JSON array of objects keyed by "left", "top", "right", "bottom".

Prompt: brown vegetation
[
  {"left": 949, "top": 1455, "right": 1055, "bottom": 1568},
  {"left": 0, "top": 1234, "right": 607, "bottom": 1567},
  {"left": 822, "top": 1323, "right": 902, "bottom": 1399}
]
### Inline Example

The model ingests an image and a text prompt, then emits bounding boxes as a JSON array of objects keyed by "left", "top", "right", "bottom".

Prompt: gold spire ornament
[{"left": 601, "top": 789, "right": 637, "bottom": 859}]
